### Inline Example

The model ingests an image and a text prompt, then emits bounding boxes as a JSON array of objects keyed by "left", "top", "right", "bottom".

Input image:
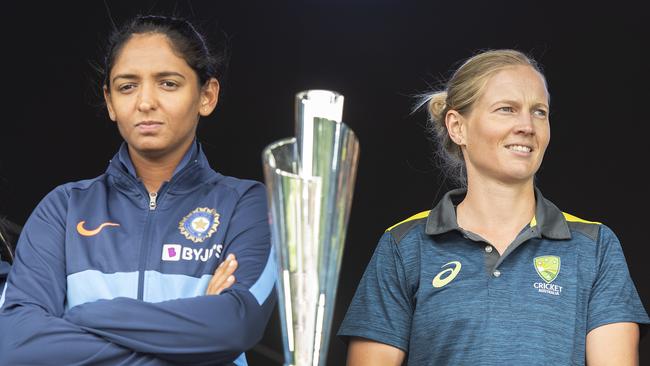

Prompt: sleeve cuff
[{"left": 337, "top": 325, "right": 409, "bottom": 352}]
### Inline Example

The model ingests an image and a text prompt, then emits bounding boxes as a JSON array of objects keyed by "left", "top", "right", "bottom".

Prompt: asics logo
[
  {"left": 432, "top": 261, "right": 462, "bottom": 288},
  {"left": 76, "top": 221, "right": 120, "bottom": 236}
]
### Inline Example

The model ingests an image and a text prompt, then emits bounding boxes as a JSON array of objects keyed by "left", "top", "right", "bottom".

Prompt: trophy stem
[{"left": 263, "top": 90, "right": 359, "bottom": 366}]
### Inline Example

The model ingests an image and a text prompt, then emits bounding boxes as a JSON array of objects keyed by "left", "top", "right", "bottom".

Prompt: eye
[
  {"left": 496, "top": 106, "right": 514, "bottom": 113},
  {"left": 160, "top": 80, "right": 179, "bottom": 90},
  {"left": 117, "top": 83, "right": 136, "bottom": 93},
  {"left": 533, "top": 108, "right": 548, "bottom": 118}
]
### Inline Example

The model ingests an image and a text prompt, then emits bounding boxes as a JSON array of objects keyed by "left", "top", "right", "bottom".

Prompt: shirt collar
[
  {"left": 117, "top": 140, "right": 199, "bottom": 179},
  {"left": 425, "top": 187, "right": 571, "bottom": 240}
]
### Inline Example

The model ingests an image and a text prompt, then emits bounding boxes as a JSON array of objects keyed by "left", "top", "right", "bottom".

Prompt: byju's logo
[
  {"left": 162, "top": 244, "right": 181, "bottom": 261},
  {"left": 161, "top": 244, "right": 223, "bottom": 262}
]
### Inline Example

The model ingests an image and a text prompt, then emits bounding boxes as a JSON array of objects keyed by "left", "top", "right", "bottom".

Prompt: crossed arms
[{"left": 0, "top": 185, "right": 275, "bottom": 366}]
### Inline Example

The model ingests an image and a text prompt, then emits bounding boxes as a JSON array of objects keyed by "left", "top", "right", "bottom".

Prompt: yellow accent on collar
[
  {"left": 562, "top": 212, "right": 601, "bottom": 225},
  {"left": 386, "top": 210, "right": 430, "bottom": 232},
  {"left": 530, "top": 212, "right": 600, "bottom": 228}
]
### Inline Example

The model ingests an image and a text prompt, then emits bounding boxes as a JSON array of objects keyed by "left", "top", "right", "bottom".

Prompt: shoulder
[
  {"left": 215, "top": 175, "right": 265, "bottom": 197},
  {"left": 25, "top": 175, "right": 108, "bottom": 224},
  {"left": 561, "top": 211, "right": 603, "bottom": 242},
  {"left": 211, "top": 176, "right": 267, "bottom": 211},
  {"left": 40, "top": 175, "right": 111, "bottom": 208},
  {"left": 209, "top": 175, "right": 268, "bottom": 220},
  {"left": 385, "top": 210, "right": 430, "bottom": 244},
  {"left": 560, "top": 212, "right": 623, "bottom": 257}
]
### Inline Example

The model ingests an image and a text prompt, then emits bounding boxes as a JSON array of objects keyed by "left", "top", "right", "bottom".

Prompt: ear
[
  {"left": 103, "top": 86, "right": 117, "bottom": 122},
  {"left": 445, "top": 110, "right": 466, "bottom": 146},
  {"left": 199, "top": 78, "right": 220, "bottom": 117}
]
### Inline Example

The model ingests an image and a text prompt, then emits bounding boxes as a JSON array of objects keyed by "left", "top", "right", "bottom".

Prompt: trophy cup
[{"left": 262, "top": 90, "right": 359, "bottom": 366}]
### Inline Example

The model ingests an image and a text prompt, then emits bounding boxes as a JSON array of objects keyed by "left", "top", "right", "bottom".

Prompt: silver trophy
[{"left": 262, "top": 90, "right": 359, "bottom": 366}]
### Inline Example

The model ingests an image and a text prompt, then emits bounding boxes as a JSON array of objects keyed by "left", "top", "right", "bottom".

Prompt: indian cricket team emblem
[
  {"left": 179, "top": 207, "right": 220, "bottom": 243},
  {"left": 534, "top": 255, "right": 560, "bottom": 283}
]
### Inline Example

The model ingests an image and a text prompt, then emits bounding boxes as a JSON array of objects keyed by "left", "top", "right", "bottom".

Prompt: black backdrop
[{"left": 1, "top": 1, "right": 648, "bottom": 364}]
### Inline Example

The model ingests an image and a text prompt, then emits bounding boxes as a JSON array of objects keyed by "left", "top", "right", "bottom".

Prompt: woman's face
[
  {"left": 104, "top": 33, "right": 218, "bottom": 160},
  {"left": 458, "top": 65, "right": 550, "bottom": 186}
]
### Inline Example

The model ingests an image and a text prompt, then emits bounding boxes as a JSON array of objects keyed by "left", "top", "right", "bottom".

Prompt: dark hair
[
  {"left": 0, "top": 217, "right": 20, "bottom": 264},
  {"left": 102, "top": 15, "right": 227, "bottom": 89}
]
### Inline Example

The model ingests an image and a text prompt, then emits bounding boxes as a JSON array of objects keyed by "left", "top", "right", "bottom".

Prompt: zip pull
[{"left": 149, "top": 192, "right": 158, "bottom": 210}]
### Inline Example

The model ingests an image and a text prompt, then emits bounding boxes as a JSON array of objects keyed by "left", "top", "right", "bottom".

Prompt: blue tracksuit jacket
[{"left": 0, "top": 142, "right": 277, "bottom": 365}]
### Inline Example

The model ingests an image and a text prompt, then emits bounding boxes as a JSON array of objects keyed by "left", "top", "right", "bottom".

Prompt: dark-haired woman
[{"left": 0, "top": 16, "right": 276, "bottom": 366}]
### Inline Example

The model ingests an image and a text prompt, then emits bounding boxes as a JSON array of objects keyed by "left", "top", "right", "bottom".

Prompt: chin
[
  {"left": 503, "top": 162, "right": 539, "bottom": 179},
  {"left": 129, "top": 141, "right": 169, "bottom": 158},
  {"left": 128, "top": 135, "right": 166, "bottom": 148},
  {"left": 501, "top": 172, "right": 536, "bottom": 185}
]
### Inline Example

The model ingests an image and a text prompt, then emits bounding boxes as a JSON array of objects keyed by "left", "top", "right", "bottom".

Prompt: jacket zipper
[
  {"left": 149, "top": 192, "right": 158, "bottom": 210},
  {"left": 130, "top": 162, "right": 199, "bottom": 301},
  {"left": 137, "top": 192, "right": 157, "bottom": 301}
]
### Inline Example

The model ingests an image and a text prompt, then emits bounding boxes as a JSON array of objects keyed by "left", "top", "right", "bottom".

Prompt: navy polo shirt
[{"left": 338, "top": 188, "right": 649, "bottom": 365}]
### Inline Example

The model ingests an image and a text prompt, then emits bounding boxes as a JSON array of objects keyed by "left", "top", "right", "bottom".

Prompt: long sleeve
[
  {"left": 0, "top": 188, "right": 166, "bottom": 366},
  {"left": 63, "top": 183, "right": 277, "bottom": 365}
]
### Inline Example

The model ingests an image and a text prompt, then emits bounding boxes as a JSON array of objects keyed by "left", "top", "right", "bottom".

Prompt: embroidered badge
[
  {"left": 179, "top": 207, "right": 220, "bottom": 243},
  {"left": 534, "top": 255, "right": 560, "bottom": 283},
  {"left": 533, "top": 255, "right": 563, "bottom": 296}
]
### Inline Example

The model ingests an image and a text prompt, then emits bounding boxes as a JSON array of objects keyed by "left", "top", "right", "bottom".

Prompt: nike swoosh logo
[{"left": 76, "top": 221, "right": 120, "bottom": 236}]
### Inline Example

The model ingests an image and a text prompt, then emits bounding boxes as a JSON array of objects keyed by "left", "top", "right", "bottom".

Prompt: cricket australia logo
[
  {"left": 179, "top": 207, "right": 220, "bottom": 243},
  {"left": 533, "top": 255, "right": 562, "bottom": 296}
]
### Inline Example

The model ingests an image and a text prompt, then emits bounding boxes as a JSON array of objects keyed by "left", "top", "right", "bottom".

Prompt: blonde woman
[{"left": 338, "top": 49, "right": 649, "bottom": 366}]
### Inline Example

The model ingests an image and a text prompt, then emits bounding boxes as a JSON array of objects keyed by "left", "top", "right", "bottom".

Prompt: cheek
[
  {"left": 469, "top": 124, "right": 501, "bottom": 151},
  {"left": 111, "top": 97, "right": 135, "bottom": 120},
  {"left": 165, "top": 94, "right": 201, "bottom": 119},
  {"left": 539, "top": 125, "right": 551, "bottom": 150}
]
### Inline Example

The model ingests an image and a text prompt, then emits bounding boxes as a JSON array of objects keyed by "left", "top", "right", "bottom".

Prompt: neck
[
  {"left": 457, "top": 175, "right": 536, "bottom": 251},
  {"left": 128, "top": 144, "right": 191, "bottom": 193}
]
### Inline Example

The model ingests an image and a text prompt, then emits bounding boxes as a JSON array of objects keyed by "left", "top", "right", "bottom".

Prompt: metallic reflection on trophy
[{"left": 262, "top": 90, "right": 359, "bottom": 366}]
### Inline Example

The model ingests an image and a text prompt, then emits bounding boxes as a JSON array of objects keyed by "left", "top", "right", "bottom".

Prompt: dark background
[{"left": 1, "top": 1, "right": 648, "bottom": 364}]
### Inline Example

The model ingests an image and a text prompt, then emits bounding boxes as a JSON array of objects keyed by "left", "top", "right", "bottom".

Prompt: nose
[
  {"left": 515, "top": 112, "right": 535, "bottom": 135},
  {"left": 136, "top": 82, "right": 158, "bottom": 112}
]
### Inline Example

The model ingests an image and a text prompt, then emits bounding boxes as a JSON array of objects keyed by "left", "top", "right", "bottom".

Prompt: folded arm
[
  {"left": 63, "top": 183, "right": 277, "bottom": 365},
  {"left": 0, "top": 189, "right": 165, "bottom": 366},
  {"left": 64, "top": 286, "right": 275, "bottom": 365}
]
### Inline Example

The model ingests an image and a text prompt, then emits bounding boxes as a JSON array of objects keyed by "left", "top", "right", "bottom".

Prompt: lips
[
  {"left": 135, "top": 120, "right": 163, "bottom": 133},
  {"left": 505, "top": 144, "right": 533, "bottom": 153},
  {"left": 136, "top": 120, "right": 164, "bottom": 127}
]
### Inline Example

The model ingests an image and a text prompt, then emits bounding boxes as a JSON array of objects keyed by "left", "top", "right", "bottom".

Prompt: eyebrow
[
  {"left": 112, "top": 71, "right": 186, "bottom": 84},
  {"left": 491, "top": 99, "right": 549, "bottom": 109}
]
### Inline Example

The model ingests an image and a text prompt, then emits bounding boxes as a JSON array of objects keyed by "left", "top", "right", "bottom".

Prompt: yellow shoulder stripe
[
  {"left": 530, "top": 212, "right": 601, "bottom": 228},
  {"left": 386, "top": 210, "right": 430, "bottom": 232},
  {"left": 562, "top": 212, "right": 601, "bottom": 225}
]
